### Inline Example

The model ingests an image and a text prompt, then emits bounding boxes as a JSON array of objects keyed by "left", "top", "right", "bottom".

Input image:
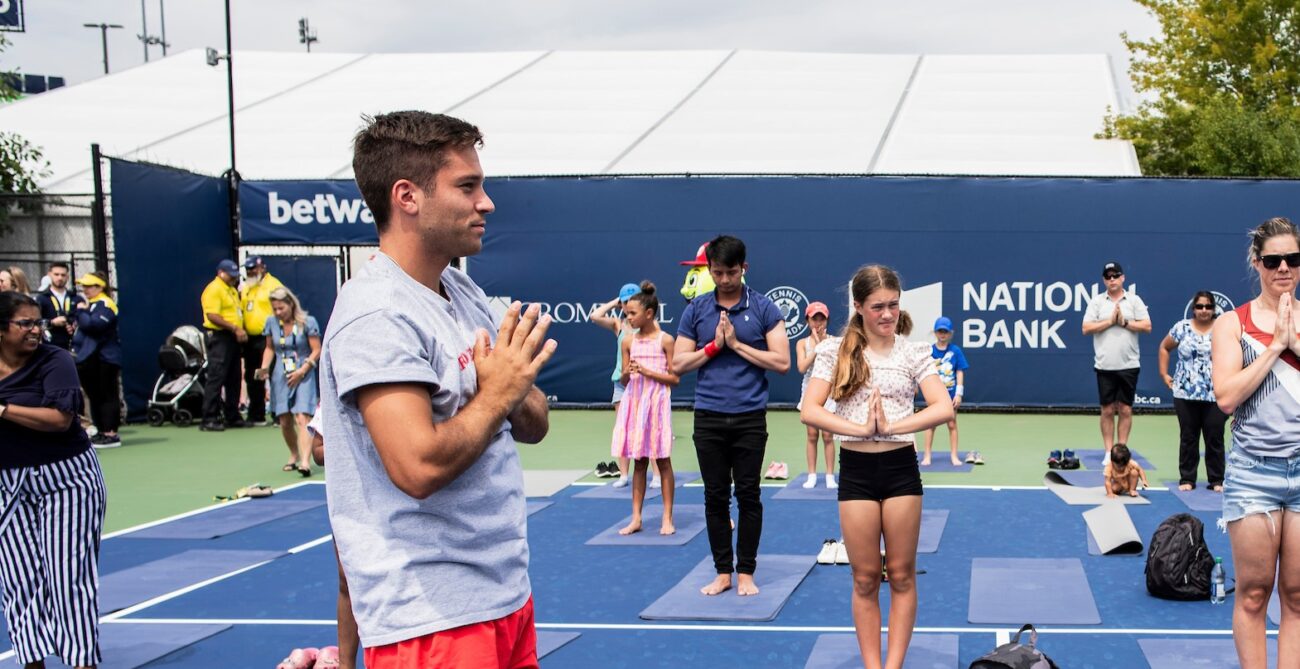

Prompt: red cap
[
  {"left": 679, "top": 242, "right": 709, "bottom": 266},
  {"left": 805, "top": 302, "right": 829, "bottom": 318}
]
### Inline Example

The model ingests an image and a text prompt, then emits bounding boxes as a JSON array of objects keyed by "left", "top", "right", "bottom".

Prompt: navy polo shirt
[{"left": 678, "top": 286, "right": 784, "bottom": 413}]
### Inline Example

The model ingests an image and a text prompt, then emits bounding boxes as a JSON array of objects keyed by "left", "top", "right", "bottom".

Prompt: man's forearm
[
  {"left": 733, "top": 341, "right": 789, "bottom": 373},
  {"left": 509, "top": 387, "right": 549, "bottom": 444}
]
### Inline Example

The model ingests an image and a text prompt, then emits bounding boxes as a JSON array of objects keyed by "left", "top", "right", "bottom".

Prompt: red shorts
[{"left": 364, "top": 597, "right": 537, "bottom": 669}]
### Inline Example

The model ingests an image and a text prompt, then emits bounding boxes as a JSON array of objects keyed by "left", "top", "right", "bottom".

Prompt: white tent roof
[{"left": 1, "top": 49, "right": 1139, "bottom": 194}]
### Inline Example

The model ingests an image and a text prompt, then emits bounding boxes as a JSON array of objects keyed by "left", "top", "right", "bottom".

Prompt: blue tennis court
[{"left": 0, "top": 478, "right": 1277, "bottom": 668}]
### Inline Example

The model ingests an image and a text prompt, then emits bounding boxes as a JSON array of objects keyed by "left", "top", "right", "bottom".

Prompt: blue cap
[
  {"left": 243, "top": 255, "right": 264, "bottom": 269},
  {"left": 933, "top": 316, "right": 953, "bottom": 332},
  {"left": 619, "top": 283, "right": 640, "bottom": 302},
  {"left": 216, "top": 259, "right": 239, "bottom": 275}
]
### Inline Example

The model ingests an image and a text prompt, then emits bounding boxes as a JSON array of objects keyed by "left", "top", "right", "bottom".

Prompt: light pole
[
  {"left": 206, "top": 0, "right": 239, "bottom": 256},
  {"left": 138, "top": 0, "right": 169, "bottom": 60},
  {"left": 158, "top": 0, "right": 168, "bottom": 56},
  {"left": 297, "top": 17, "right": 318, "bottom": 53},
  {"left": 82, "top": 23, "right": 124, "bottom": 75}
]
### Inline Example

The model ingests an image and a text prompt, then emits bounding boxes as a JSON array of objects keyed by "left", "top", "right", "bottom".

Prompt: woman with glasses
[
  {"left": 1159, "top": 291, "right": 1226, "bottom": 492},
  {"left": 1211, "top": 217, "right": 1300, "bottom": 669},
  {"left": 71, "top": 272, "right": 122, "bottom": 449},
  {"left": 0, "top": 291, "right": 107, "bottom": 668}
]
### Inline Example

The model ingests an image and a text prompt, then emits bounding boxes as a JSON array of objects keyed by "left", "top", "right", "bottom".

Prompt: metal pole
[
  {"left": 90, "top": 144, "right": 109, "bottom": 271},
  {"left": 159, "top": 0, "right": 168, "bottom": 56},
  {"left": 224, "top": 0, "right": 239, "bottom": 257},
  {"left": 140, "top": 0, "right": 149, "bottom": 62},
  {"left": 100, "top": 26, "right": 111, "bottom": 74}
]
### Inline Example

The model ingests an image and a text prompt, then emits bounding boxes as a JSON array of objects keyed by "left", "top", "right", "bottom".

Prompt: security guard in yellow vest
[
  {"left": 200, "top": 259, "right": 246, "bottom": 431},
  {"left": 239, "top": 256, "right": 283, "bottom": 424}
]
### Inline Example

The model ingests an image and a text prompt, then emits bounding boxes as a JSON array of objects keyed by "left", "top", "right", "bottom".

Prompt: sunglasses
[
  {"left": 8, "top": 319, "right": 47, "bottom": 331},
  {"left": 1258, "top": 253, "right": 1300, "bottom": 270},
  {"left": 1103, "top": 273, "right": 1122, "bottom": 280},
  {"left": 1193, "top": 304, "right": 1216, "bottom": 311}
]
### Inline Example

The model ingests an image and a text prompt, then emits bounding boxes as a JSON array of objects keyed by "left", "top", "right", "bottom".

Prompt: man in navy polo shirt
[{"left": 673, "top": 235, "right": 789, "bottom": 597}]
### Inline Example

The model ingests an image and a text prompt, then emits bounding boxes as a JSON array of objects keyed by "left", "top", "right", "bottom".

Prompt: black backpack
[
  {"left": 1145, "top": 513, "right": 1215, "bottom": 600},
  {"left": 969, "top": 624, "right": 1060, "bottom": 669}
]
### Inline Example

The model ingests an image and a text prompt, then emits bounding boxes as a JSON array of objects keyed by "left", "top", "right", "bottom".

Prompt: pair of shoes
[
  {"left": 971, "top": 452, "right": 985, "bottom": 465},
  {"left": 199, "top": 420, "right": 225, "bottom": 432},
  {"left": 802, "top": 473, "right": 817, "bottom": 489},
  {"left": 276, "top": 647, "right": 319, "bottom": 669},
  {"left": 825, "top": 473, "right": 838, "bottom": 489},
  {"left": 763, "top": 462, "right": 789, "bottom": 480},
  {"left": 90, "top": 433, "right": 121, "bottom": 449},
  {"left": 816, "top": 539, "right": 838, "bottom": 564},
  {"left": 316, "top": 646, "right": 341, "bottom": 669},
  {"left": 595, "top": 461, "right": 616, "bottom": 478},
  {"left": 964, "top": 451, "right": 977, "bottom": 464},
  {"left": 611, "top": 475, "right": 630, "bottom": 488}
]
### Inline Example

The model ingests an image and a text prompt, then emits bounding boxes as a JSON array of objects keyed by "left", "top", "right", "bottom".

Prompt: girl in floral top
[
  {"left": 1158, "top": 290, "right": 1225, "bottom": 492},
  {"left": 799, "top": 265, "right": 953, "bottom": 669}
]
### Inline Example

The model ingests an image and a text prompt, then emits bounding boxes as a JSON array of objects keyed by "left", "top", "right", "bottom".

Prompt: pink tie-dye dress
[{"left": 611, "top": 334, "right": 673, "bottom": 459}]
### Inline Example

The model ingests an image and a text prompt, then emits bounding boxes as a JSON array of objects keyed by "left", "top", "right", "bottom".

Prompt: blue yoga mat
[
  {"left": 536, "top": 631, "right": 580, "bottom": 659},
  {"left": 1166, "top": 482, "right": 1223, "bottom": 512},
  {"left": 773, "top": 474, "right": 838, "bottom": 501},
  {"left": 1270, "top": 586, "right": 1281, "bottom": 625},
  {"left": 878, "top": 509, "right": 949, "bottom": 554},
  {"left": 639, "top": 554, "right": 815, "bottom": 622},
  {"left": 968, "top": 557, "right": 1101, "bottom": 624},
  {"left": 1051, "top": 469, "right": 1105, "bottom": 487},
  {"left": 1139, "top": 637, "right": 1277, "bottom": 668},
  {"left": 573, "top": 471, "right": 701, "bottom": 500},
  {"left": 526, "top": 500, "right": 553, "bottom": 516},
  {"left": 124, "top": 499, "right": 326, "bottom": 539},
  {"left": 917, "top": 458, "right": 974, "bottom": 473},
  {"left": 1078, "top": 448, "right": 1156, "bottom": 471},
  {"left": 0, "top": 623, "right": 232, "bottom": 668},
  {"left": 586, "top": 504, "right": 707, "bottom": 546},
  {"left": 803, "top": 633, "right": 960, "bottom": 669},
  {"left": 99, "top": 549, "right": 286, "bottom": 613}
]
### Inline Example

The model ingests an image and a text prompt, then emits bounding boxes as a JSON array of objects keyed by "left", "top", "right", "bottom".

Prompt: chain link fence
[{"left": 0, "top": 193, "right": 111, "bottom": 287}]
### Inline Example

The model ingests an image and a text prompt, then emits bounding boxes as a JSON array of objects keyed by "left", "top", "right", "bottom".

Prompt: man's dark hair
[
  {"left": 351, "top": 111, "right": 484, "bottom": 232},
  {"left": 47, "top": 261, "right": 68, "bottom": 272},
  {"left": 705, "top": 235, "right": 746, "bottom": 268},
  {"left": 1111, "top": 443, "right": 1132, "bottom": 467}
]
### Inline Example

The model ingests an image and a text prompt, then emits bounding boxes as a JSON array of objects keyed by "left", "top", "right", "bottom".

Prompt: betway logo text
[{"left": 268, "top": 192, "right": 375, "bottom": 225}]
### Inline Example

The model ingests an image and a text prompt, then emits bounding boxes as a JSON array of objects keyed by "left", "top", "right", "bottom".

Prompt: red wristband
[{"left": 703, "top": 341, "right": 720, "bottom": 358}]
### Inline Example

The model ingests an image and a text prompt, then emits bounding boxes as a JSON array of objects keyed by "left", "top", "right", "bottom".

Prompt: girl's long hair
[{"left": 830, "top": 265, "right": 901, "bottom": 402}]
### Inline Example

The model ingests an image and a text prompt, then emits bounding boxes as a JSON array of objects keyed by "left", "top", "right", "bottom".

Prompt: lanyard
[{"left": 278, "top": 322, "right": 298, "bottom": 352}]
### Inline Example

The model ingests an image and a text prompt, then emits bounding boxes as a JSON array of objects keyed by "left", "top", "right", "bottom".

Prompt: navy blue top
[
  {"left": 677, "top": 286, "right": 784, "bottom": 413},
  {"left": 72, "top": 300, "right": 121, "bottom": 366},
  {"left": 0, "top": 344, "right": 92, "bottom": 469},
  {"left": 35, "top": 287, "right": 80, "bottom": 350}
]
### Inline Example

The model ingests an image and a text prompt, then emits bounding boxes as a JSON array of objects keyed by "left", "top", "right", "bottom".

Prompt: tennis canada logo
[{"left": 766, "top": 286, "right": 809, "bottom": 339}]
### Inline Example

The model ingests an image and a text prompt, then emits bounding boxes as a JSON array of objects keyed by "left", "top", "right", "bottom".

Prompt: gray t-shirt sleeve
[{"left": 329, "top": 309, "right": 440, "bottom": 404}]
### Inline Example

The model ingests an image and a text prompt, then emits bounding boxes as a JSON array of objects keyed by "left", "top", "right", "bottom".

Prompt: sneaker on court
[
  {"left": 826, "top": 473, "right": 838, "bottom": 489},
  {"left": 90, "top": 433, "right": 121, "bottom": 449},
  {"left": 833, "top": 540, "right": 850, "bottom": 564},
  {"left": 964, "top": 451, "right": 977, "bottom": 464},
  {"left": 649, "top": 477, "right": 662, "bottom": 489},
  {"left": 973, "top": 452, "right": 985, "bottom": 465},
  {"left": 611, "top": 476, "right": 629, "bottom": 489},
  {"left": 1047, "top": 449, "right": 1062, "bottom": 468},
  {"left": 764, "top": 461, "right": 780, "bottom": 479},
  {"left": 775, "top": 462, "right": 790, "bottom": 480},
  {"left": 802, "top": 473, "right": 817, "bottom": 489},
  {"left": 595, "top": 461, "right": 609, "bottom": 477},
  {"left": 816, "top": 539, "right": 838, "bottom": 565},
  {"left": 198, "top": 420, "right": 225, "bottom": 432}
]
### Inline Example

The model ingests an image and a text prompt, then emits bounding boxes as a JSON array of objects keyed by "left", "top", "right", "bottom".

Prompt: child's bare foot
[
  {"left": 736, "top": 573, "right": 760, "bottom": 596},
  {"left": 1128, "top": 490, "right": 1138, "bottom": 497},
  {"left": 659, "top": 520, "right": 676, "bottom": 535},
  {"left": 700, "top": 573, "right": 732, "bottom": 596},
  {"left": 919, "top": 456, "right": 931, "bottom": 466},
  {"left": 618, "top": 518, "right": 643, "bottom": 535},
  {"left": 950, "top": 457, "right": 963, "bottom": 466}
]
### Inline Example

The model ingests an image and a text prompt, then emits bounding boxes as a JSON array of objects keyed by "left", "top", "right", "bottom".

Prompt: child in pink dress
[{"left": 610, "top": 281, "right": 680, "bottom": 535}]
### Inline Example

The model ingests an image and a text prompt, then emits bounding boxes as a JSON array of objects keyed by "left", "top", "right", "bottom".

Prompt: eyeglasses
[
  {"left": 8, "top": 319, "right": 47, "bottom": 331},
  {"left": 1103, "top": 273, "right": 1122, "bottom": 280},
  {"left": 1193, "top": 304, "right": 1216, "bottom": 311},
  {"left": 1258, "top": 253, "right": 1300, "bottom": 270}
]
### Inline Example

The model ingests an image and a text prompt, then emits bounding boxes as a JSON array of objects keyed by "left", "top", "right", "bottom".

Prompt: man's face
[
  {"left": 415, "top": 146, "right": 495, "bottom": 260},
  {"left": 1104, "top": 271, "right": 1124, "bottom": 293},
  {"left": 219, "top": 270, "right": 238, "bottom": 286},
  {"left": 48, "top": 266, "right": 68, "bottom": 289},
  {"left": 246, "top": 265, "right": 264, "bottom": 281},
  {"left": 707, "top": 261, "right": 745, "bottom": 296}
]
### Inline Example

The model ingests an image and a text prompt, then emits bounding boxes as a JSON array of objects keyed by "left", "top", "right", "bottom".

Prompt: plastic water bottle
[{"left": 1210, "top": 557, "right": 1226, "bottom": 604}]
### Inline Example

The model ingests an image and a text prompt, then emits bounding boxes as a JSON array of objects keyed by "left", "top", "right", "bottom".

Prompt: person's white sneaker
[
  {"left": 826, "top": 474, "right": 838, "bottom": 489},
  {"left": 802, "top": 473, "right": 817, "bottom": 489},
  {"left": 649, "top": 477, "right": 662, "bottom": 489},
  {"left": 834, "top": 540, "right": 850, "bottom": 564},
  {"left": 611, "top": 476, "right": 629, "bottom": 488},
  {"left": 816, "top": 539, "right": 838, "bottom": 565}
]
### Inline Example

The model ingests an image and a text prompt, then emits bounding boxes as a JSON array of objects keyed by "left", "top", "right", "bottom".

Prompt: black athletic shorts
[
  {"left": 1095, "top": 367, "right": 1139, "bottom": 406},
  {"left": 837, "top": 446, "right": 924, "bottom": 502}
]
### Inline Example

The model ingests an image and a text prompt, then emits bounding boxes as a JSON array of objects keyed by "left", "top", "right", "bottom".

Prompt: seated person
[{"left": 1104, "top": 443, "right": 1149, "bottom": 497}]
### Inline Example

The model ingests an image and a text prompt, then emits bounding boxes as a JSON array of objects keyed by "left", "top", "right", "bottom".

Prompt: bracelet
[
  {"left": 703, "top": 341, "right": 720, "bottom": 358},
  {"left": 955, "top": 384, "right": 964, "bottom": 397}
]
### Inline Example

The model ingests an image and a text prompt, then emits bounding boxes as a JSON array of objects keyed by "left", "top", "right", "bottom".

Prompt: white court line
[
  {"left": 578, "top": 482, "right": 1167, "bottom": 492},
  {"left": 102, "top": 479, "right": 325, "bottom": 539},
  {"left": 99, "top": 533, "right": 334, "bottom": 622}
]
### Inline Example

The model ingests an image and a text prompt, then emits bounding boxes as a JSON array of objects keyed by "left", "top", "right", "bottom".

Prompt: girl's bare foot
[
  {"left": 700, "top": 573, "right": 732, "bottom": 596},
  {"left": 1128, "top": 490, "right": 1139, "bottom": 497},
  {"left": 659, "top": 520, "right": 676, "bottom": 535},
  {"left": 950, "top": 457, "right": 963, "bottom": 466},
  {"left": 618, "top": 518, "right": 642, "bottom": 535},
  {"left": 919, "top": 457, "right": 931, "bottom": 466},
  {"left": 736, "top": 573, "right": 760, "bottom": 596}
]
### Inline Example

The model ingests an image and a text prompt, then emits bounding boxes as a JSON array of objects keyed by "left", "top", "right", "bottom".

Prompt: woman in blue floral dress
[{"left": 1158, "top": 290, "right": 1225, "bottom": 491}]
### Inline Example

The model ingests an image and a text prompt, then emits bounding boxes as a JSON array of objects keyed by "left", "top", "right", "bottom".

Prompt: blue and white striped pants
[{"left": 0, "top": 448, "right": 106, "bottom": 666}]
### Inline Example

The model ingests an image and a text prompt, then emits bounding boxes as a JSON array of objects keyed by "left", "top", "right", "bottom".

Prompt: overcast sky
[{"left": 4, "top": 0, "right": 1159, "bottom": 108}]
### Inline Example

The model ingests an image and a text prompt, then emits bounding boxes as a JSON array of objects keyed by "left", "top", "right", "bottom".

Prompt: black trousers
[
  {"left": 241, "top": 334, "right": 267, "bottom": 422},
  {"left": 75, "top": 355, "right": 120, "bottom": 434},
  {"left": 203, "top": 330, "right": 242, "bottom": 423},
  {"left": 1174, "top": 398, "right": 1227, "bottom": 487},
  {"left": 694, "top": 409, "right": 767, "bottom": 575}
]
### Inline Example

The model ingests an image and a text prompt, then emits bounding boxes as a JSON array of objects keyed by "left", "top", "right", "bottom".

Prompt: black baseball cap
[{"left": 1102, "top": 262, "right": 1123, "bottom": 277}]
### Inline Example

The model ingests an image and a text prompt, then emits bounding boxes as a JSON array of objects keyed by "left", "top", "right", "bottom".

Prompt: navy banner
[
  {"left": 0, "top": 0, "right": 23, "bottom": 32},
  {"left": 240, "top": 181, "right": 377, "bottom": 245}
]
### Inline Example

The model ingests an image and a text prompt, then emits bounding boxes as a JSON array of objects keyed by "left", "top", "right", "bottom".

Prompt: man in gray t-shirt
[
  {"left": 320, "top": 112, "right": 555, "bottom": 664},
  {"left": 1081, "top": 261, "right": 1151, "bottom": 458}
]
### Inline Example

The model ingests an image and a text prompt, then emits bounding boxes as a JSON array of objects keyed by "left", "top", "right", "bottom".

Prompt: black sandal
[
  {"left": 282, "top": 463, "right": 297, "bottom": 472},
  {"left": 297, "top": 465, "right": 312, "bottom": 478}
]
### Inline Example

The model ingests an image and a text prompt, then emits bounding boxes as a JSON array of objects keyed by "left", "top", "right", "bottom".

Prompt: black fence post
[{"left": 90, "top": 143, "right": 110, "bottom": 273}]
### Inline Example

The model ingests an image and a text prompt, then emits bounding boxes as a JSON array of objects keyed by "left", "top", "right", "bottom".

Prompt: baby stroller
[{"left": 147, "top": 325, "right": 207, "bottom": 427}]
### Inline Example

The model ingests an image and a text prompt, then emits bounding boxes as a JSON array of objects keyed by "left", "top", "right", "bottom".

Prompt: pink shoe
[
  {"left": 763, "top": 461, "right": 780, "bottom": 479},
  {"left": 276, "top": 647, "right": 319, "bottom": 669},
  {"left": 775, "top": 462, "right": 790, "bottom": 480},
  {"left": 315, "top": 646, "right": 340, "bottom": 669}
]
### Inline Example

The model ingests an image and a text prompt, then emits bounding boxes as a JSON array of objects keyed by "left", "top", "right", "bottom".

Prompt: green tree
[
  {"left": 0, "top": 35, "right": 50, "bottom": 231},
  {"left": 1104, "top": 0, "right": 1300, "bottom": 176}
]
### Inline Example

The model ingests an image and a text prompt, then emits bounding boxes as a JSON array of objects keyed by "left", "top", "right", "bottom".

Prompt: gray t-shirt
[
  {"left": 319, "top": 252, "right": 528, "bottom": 647},
  {"left": 1084, "top": 290, "right": 1149, "bottom": 370}
]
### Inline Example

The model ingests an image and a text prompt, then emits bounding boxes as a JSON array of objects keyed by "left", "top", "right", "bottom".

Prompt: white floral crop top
[{"left": 811, "top": 335, "right": 936, "bottom": 442}]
